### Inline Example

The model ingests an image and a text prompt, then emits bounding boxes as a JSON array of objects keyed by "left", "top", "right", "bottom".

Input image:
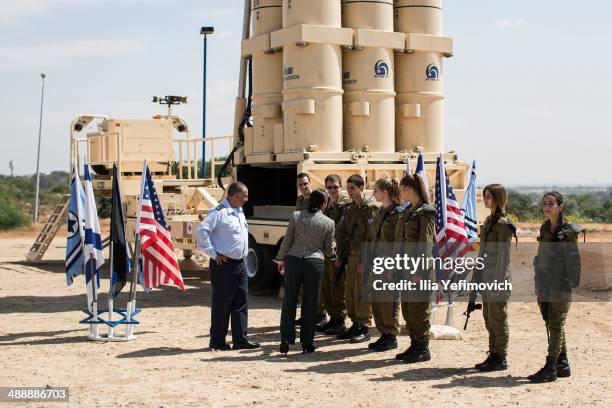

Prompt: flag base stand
[
  {"left": 430, "top": 303, "right": 462, "bottom": 340},
  {"left": 80, "top": 307, "right": 141, "bottom": 342}
]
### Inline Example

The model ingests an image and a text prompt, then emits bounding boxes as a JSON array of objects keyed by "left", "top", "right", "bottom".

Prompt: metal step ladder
[{"left": 26, "top": 194, "right": 70, "bottom": 262}]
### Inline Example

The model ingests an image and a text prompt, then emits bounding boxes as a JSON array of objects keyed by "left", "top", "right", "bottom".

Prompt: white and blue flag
[
  {"left": 83, "top": 162, "right": 104, "bottom": 312},
  {"left": 460, "top": 160, "right": 478, "bottom": 243},
  {"left": 65, "top": 162, "right": 85, "bottom": 285}
]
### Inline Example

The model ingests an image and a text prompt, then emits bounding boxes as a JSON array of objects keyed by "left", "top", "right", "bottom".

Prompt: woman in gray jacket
[{"left": 276, "top": 189, "right": 336, "bottom": 354}]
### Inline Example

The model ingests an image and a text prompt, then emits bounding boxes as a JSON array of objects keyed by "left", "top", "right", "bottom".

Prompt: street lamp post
[
  {"left": 34, "top": 73, "right": 46, "bottom": 223},
  {"left": 200, "top": 26, "right": 214, "bottom": 179}
]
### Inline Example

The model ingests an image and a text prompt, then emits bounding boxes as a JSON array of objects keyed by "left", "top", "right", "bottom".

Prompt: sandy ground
[{"left": 0, "top": 228, "right": 611, "bottom": 407}]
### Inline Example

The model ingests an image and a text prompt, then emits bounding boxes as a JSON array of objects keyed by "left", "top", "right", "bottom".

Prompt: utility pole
[
  {"left": 200, "top": 26, "right": 214, "bottom": 178},
  {"left": 34, "top": 73, "right": 46, "bottom": 223}
]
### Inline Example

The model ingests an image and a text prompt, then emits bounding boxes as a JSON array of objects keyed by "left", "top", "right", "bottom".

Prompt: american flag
[
  {"left": 434, "top": 156, "right": 472, "bottom": 265},
  {"left": 138, "top": 165, "right": 185, "bottom": 291}
]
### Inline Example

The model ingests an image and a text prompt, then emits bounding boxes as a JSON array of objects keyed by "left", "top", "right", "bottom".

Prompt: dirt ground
[{"left": 0, "top": 226, "right": 611, "bottom": 407}]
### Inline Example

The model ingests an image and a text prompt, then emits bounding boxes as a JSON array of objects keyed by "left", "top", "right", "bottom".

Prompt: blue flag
[
  {"left": 460, "top": 160, "right": 478, "bottom": 243},
  {"left": 66, "top": 162, "right": 85, "bottom": 285},
  {"left": 416, "top": 150, "right": 429, "bottom": 192}
]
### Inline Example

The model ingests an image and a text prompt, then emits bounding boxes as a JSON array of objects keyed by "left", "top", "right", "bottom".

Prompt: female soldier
[
  {"left": 394, "top": 174, "right": 436, "bottom": 363},
  {"left": 528, "top": 191, "right": 582, "bottom": 383},
  {"left": 473, "top": 184, "right": 515, "bottom": 372},
  {"left": 366, "top": 178, "right": 403, "bottom": 352}
]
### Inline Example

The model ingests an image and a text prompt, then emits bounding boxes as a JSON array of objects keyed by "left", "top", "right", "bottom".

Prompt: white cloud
[
  {"left": 495, "top": 18, "right": 527, "bottom": 29},
  {"left": 204, "top": 6, "right": 243, "bottom": 18},
  {"left": 0, "top": 0, "right": 160, "bottom": 23},
  {"left": 216, "top": 30, "right": 233, "bottom": 40},
  {"left": 526, "top": 105, "right": 559, "bottom": 121},
  {"left": 0, "top": 40, "right": 147, "bottom": 67}
]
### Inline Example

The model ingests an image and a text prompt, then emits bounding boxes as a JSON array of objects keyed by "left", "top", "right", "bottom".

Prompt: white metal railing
[{"left": 174, "top": 135, "right": 233, "bottom": 182}]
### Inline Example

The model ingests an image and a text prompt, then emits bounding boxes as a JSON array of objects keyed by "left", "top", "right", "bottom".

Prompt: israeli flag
[
  {"left": 460, "top": 160, "right": 478, "bottom": 242},
  {"left": 416, "top": 150, "right": 429, "bottom": 192},
  {"left": 83, "top": 162, "right": 104, "bottom": 312},
  {"left": 66, "top": 162, "right": 85, "bottom": 285}
]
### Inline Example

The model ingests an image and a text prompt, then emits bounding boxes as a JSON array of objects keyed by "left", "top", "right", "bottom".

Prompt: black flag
[{"left": 110, "top": 164, "right": 130, "bottom": 298}]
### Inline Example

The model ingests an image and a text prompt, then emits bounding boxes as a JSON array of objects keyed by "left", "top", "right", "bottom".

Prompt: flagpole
[
  {"left": 73, "top": 160, "right": 90, "bottom": 337},
  {"left": 108, "top": 164, "right": 117, "bottom": 339},
  {"left": 126, "top": 159, "right": 148, "bottom": 339},
  {"left": 89, "top": 253, "right": 99, "bottom": 339},
  {"left": 108, "top": 244, "right": 115, "bottom": 339}
]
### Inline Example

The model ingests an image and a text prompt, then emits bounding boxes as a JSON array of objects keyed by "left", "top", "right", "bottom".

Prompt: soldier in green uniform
[
  {"left": 365, "top": 178, "right": 403, "bottom": 352},
  {"left": 528, "top": 191, "right": 582, "bottom": 383},
  {"left": 317, "top": 174, "right": 351, "bottom": 335},
  {"left": 335, "top": 174, "right": 380, "bottom": 343},
  {"left": 395, "top": 174, "right": 436, "bottom": 363},
  {"left": 295, "top": 173, "right": 312, "bottom": 211},
  {"left": 473, "top": 184, "right": 515, "bottom": 372}
]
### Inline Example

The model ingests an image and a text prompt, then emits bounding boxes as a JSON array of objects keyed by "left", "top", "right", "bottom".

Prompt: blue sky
[{"left": 0, "top": 0, "right": 610, "bottom": 186}]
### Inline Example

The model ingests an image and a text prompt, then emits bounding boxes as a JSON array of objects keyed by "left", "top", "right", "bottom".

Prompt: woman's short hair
[{"left": 308, "top": 189, "right": 328, "bottom": 213}]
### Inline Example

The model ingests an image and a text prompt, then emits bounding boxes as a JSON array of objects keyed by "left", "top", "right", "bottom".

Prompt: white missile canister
[
  {"left": 394, "top": 0, "right": 447, "bottom": 154},
  {"left": 342, "top": 0, "right": 396, "bottom": 152},
  {"left": 251, "top": 0, "right": 283, "bottom": 155},
  {"left": 279, "top": 0, "right": 344, "bottom": 153}
]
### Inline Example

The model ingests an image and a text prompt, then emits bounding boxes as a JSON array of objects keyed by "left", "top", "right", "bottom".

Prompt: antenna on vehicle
[{"left": 152, "top": 95, "right": 188, "bottom": 116}]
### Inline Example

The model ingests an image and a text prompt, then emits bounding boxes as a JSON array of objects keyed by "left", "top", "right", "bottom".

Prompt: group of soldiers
[
  {"left": 294, "top": 172, "right": 435, "bottom": 364},
  {"left": 291, "top": 173, "right": 582, "bottom": 384}
]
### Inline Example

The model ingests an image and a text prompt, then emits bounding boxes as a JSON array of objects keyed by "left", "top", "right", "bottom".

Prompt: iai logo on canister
[
  {"left": 426, "top": 64, "right": 440, "bottom": 81},
  {"left": 374, "top": 60, "right": 390, "bottom": 78}
]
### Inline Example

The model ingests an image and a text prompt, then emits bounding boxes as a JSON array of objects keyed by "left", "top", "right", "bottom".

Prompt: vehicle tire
[
  {"left": 246, "top": 236, "right": 278, "bottom": 291},
  {"left": 246, "top": 235, "right": 265, "bottom": 290}
]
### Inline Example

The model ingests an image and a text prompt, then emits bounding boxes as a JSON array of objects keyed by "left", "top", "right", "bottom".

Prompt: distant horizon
[{"left": 2, "top": 170, "right": 611, "bottom": 191}]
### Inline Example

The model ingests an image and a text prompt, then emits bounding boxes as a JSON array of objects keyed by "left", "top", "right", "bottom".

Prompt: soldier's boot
[
  {"left": 368, "top": 334, "right": 384, "bottom": 350},
  {"left": 528, "top": 357, "right": 558, "bottom": 383},
  {"left": 474, "top": 352, "right": 495, "bottom": 370},
  {"left": 349, "top": 324, "right": 371, "bottom": 343},
  {"left": 337, "top": 321, "right": 359, "bottom": 340},
  {"left": 402, "top": 341, "right": 431, "bottom": 364},
  {"left": 556, "top": 352, "right": 571, "bottom": 378},
  {"left": 477, "top": 353, "right": 508, "bottom": 372},
  {"left": 396, "top": 336, "right": 415, "bottom": 360},
  {"left": 316, "top": 315, "right": 334, "bottom": 332},
  {"left": 324, "top": 318, "right": 346, "bottom": 335},
  {"left": 314, "top": 314, "right": 328, "bottom": 331},
  {"left": 373, "top": 334, "right": 398, "bottom": 352}
]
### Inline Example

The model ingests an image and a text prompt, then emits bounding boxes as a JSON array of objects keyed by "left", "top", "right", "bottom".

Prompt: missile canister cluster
[{"left": 241, "top": 0, "right": 453, "bottom": 156}]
